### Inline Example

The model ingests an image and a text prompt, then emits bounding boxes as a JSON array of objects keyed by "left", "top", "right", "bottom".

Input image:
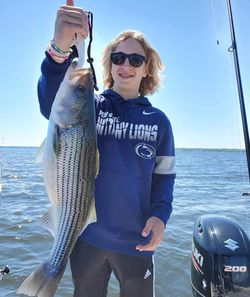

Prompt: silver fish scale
[{"left": 48, "top": 124, "right": 96, "bottom": 274}]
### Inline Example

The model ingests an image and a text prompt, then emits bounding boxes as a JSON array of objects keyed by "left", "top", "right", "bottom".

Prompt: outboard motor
[{"left": 191, "top": 215, "right": 250, "bottom": 297}]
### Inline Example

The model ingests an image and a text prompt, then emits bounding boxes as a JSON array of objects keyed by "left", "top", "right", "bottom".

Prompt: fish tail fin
[{"left": 16, "top": 263, "right": 64, "bottom": 297}]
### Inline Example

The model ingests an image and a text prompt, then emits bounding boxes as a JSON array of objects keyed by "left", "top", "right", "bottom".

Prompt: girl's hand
[
  {"left": 136, "top": 216, "right": 165, "bottom": 252},
  {"left": 53, "top": 4, "right": 89, "bottom": 52}
]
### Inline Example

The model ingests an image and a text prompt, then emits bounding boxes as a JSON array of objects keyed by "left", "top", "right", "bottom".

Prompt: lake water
[{"left": 0, "top": 147, "right": 249, "bottom": 297}]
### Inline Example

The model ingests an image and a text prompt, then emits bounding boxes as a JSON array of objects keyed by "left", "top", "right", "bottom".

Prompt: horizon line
[{"left": 0, "top": 145, "right": 246, "bottom": 151}]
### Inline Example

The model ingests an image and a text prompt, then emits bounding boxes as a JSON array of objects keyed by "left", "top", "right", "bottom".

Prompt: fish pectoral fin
[
  {"left": 86, "top": 200, "right": 97, "bottom": 225},
  {"left": 41, "top": 207, "right": 57, "bottom": 237},
  {"left": 35, "top": 138, "right": 47, "bottom": 163}
]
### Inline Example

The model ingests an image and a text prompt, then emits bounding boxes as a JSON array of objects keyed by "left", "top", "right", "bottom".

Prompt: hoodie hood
[
  {"left": 101, "top": 89, "right": 152, "bottom": 107},
  {"left": 100, "top": 89, "right": 152, "bottom": 122}
]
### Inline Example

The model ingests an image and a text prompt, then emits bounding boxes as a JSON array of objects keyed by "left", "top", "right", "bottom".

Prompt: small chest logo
[{"left": 135, "top": 143, "right": 156, "bottom": 159}]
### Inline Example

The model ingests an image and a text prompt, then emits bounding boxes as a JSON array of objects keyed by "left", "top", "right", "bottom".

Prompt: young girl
[{"left": 38, "top": 4, "right": 175, "bottom": 297}]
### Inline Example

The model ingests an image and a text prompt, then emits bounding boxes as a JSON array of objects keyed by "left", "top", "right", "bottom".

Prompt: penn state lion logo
[{"left": 135, "top": 143, "right": 156, "bottom": 159}]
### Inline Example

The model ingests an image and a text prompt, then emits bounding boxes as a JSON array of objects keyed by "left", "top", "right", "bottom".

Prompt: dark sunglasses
[{"left": 110, "top": 52, "right": 146, "bottom": 67}]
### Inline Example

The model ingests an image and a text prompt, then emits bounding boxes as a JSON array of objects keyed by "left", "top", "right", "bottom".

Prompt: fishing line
[
  {"left": 67, "top": 0, "right": 98, "bottom": 91},
  {"left": 86, "top": 11, "right": 99, "bottom": 91},
  {"left": 209, "top": 0, "right": 220, "bottom": 45}
]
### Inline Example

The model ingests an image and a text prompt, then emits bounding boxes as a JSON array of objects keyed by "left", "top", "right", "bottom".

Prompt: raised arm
[{"left": 37, "top": 2, "right": 89, "bottom": 119}]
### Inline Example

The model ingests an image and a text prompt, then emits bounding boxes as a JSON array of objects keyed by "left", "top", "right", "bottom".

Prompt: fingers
[
  {"left": 58, "top": 6, "right": 89, "bottom": 28},
  {"left": 57, "top": 12, "right": 84, "bottom": 27},
  {"left": 57, "top": 9, "right": 88, "bottom": 37},
  {"left": 142, "top": 221, "right": 153, "bottom": 237},
  {"left": 136, "top": 234, "right": 163, "bottom": 252},
  {"left": 53, "top": 5, "right": 89, "bottom": 51},
  {"left": 60, "top": 5, "right": 86, "bottom": 13},
  {"left": 66, "top": 0, "right": 74, "bottom": 5},
  {"left": 136, "top": 217, "right": 165, "bottom": 252}
]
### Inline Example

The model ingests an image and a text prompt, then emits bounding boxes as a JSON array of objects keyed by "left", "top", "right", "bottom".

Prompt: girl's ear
[{"left": 143, "top": 64, "right": 148, "bottom": 78}]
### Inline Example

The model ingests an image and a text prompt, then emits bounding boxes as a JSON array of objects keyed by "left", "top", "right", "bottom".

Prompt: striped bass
[{"left": 17, "top": 36, "right": 97, "bottom": 297}]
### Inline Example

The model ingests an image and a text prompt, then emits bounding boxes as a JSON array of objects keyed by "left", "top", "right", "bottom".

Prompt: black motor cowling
[{"left": 191, "top": 215, "right": 250, "bottom": 297}]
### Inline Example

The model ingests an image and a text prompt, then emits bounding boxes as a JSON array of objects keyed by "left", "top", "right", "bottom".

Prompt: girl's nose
[{"left": 122, "top": 57, "right": 131, "bottom": 67}]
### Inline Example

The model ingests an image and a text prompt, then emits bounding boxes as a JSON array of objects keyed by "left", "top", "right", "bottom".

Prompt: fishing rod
[{"left": 226, "top": 0, "right": 250, "bottom": 182}]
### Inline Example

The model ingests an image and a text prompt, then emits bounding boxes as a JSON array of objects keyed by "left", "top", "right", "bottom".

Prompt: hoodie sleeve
[
  {"left": 37, "top": 52, "right": 71, "bottom": 119},
  {"left": 150, "top": 114, "right": 176, "bottom": 225}
]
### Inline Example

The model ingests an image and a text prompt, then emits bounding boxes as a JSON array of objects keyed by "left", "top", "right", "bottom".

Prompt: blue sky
[{"left": 0, "top": 0, "right": 249, "bottom": 148}]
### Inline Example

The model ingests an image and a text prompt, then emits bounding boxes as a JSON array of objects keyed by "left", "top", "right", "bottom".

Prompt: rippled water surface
[{"left": 0, "top": 147, "right": 249, "bottom": 297}]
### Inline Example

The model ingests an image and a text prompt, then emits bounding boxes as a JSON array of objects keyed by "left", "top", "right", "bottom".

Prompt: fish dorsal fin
[
  {"left": 41, "top": 207, "right": 58, "bottom": 237},
  {"left": 35, "top": 138, "right": 47, "bottom": 163}
]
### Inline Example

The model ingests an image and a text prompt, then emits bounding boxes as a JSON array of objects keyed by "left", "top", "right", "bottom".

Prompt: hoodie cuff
[{"left": 151, "top": 208, "right": 172, "bottom": 227}]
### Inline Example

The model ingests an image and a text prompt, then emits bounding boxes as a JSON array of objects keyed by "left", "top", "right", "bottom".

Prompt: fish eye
[
  {"left": 75, "top": 85, "right": 85, "bottom": 96},
  {"left": 72, "top": 58, "right": 78, "bottom": 66}
]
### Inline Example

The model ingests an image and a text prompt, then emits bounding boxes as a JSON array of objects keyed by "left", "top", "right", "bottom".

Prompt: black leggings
[{"left": 70, "top": 240, "right": 154, "bottom": 297}]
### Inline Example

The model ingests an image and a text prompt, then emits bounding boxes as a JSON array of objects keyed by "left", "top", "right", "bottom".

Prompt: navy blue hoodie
[{"left": 38, "top": 53, "right": 176, "bottom": 256}]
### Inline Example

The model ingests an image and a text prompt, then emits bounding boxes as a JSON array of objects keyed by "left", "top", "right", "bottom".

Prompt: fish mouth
[{"left": 68, "top": 67, "right": 93, "bottom": 88}]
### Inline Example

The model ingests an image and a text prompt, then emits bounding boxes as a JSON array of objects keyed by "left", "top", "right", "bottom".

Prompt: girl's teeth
[{"left": 120, "top": 74, "right": 132, "bottom": 78}]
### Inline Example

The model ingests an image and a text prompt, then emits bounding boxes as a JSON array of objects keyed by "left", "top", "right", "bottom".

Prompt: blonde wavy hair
[{"left": 102, "top": 30, "right": 164, "bottom": 97}]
